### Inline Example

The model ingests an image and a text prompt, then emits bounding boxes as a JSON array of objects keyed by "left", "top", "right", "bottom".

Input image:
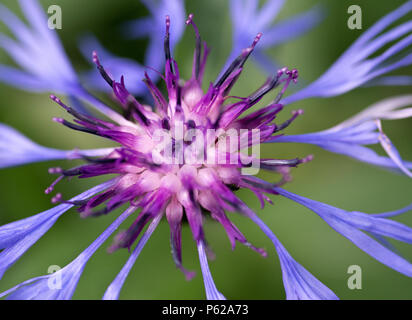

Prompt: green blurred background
[{"left": 0, "top": 0, "right": 412, "bottom": 299}]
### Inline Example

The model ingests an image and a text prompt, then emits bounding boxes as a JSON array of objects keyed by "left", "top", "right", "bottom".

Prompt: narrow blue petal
[
  {"left": 366, "top": 76, "right": 412, "bottom": 86},
  {"left": 267, "top": 100, "right": 412, "bottom": 176},
  {"left": 0, "top": 1, "right": 80, "bottom": 95},
  {"left": 1, "top": 1, "right": 125, "bottom": 121},
  {"left": 335, "top": 95, "right": 412, "bottom": 126},
  {"left": 0, "top": 123, "right": 115, "bottom": 169},
  {"left": 242, "top": 205, "right": 338, "bottom": 300},
  {"left": 0, "top": 65, "right": 46, "bottom": 92},
  {"left": 0, "top": 179, "right": 116, "bottom": 280},
  {"left": 349, "top": 0, "right": 412, "bottom": 52},
  {"left": 283, "top": 1, "right": 412, "bottom": 104},
  {"left": 197, "top": 240, "right": 226, "bottom": 300},
  {"left": 122, "top": 17, "right": 152, "bottom": 39},
  {"left": 368, "top": 233, "right": 404, "bottom": 258},
  {"left": 0, "top": 3, "right": 35, "bottom": 46},
  {"left": 252, "top": 50, "right": 282, "bottom": 76},
  {"left": 227, "top": 0, "right": 321, "bottom": 75},
  {"left": 261, "top": 5, "right": 324, "bottom": 48},
  {"left": 254, "top": 0, "right": 285, "bottom": 30},
  {"left": 1, "top": 205, "right": 135, "bottom": 300},
  {"left": 377, "top": 121, "right": 412, "bottom": 178},
  {"left": 102, "top": 214, "right": 162, "bottom": 300},
  {"left": 271, "top": 136, "right": 412, "bottom": 172},
  {"left": 372, "top": 203, "right": 412, "bottom": 218},
  {"left": 275, "top": 187, "right": 412, "bottom": 277}
]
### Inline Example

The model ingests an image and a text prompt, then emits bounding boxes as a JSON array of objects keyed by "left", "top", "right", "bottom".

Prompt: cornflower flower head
[{"left": 0, "top": 0, "right": 412, "bottom": 300}]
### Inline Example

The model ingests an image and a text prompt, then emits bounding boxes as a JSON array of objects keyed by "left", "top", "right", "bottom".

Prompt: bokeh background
[{"left": 0, "top": 0, "right": 412, "bottom": 299}]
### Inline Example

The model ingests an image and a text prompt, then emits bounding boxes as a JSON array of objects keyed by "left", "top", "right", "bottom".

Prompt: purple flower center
[{"left": 46, "top": 14, "right": 310, "bottom": 277}]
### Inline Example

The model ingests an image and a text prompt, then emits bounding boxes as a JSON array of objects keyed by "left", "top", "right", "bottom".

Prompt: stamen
[
  {"left": 164, "top": 15, "right": 175, "bottom": 76},
  {"left": 214, "top": 33, "right": 262, "bottom": 89},
  {"left": 51, "top": 193, "right": 63, "bottom": 204},
  {"left": 261, "top": 158, "right": 301, "bottom": 167},
  {"left": 50, "top": 95, "right": 108, "bottom": 128},
  {"left": 45, "top": 175, "right": 64, "bottom": 194},
  {"left": 92, "top": 51, "right": 114, "bottom": 87},
  {"left": 53, "top": 117, "right": 99, "bottom": 135},
  {"left": 273, "top": 68, "right": 299, "bottom": 103},
  {"left": 260, "top": 154, "right": 313, "bottom": 171},
  {"left": 186, "top": 13, "right": 202, "bottom": 79},
  {"left": 176, "top": 84, "right": 183, "bottom": 113},
  {"left": 248, "top": 74, "right": 281, "bottom": 105},
  {"left": 50, "top": 95, "right": 69, "bottom": 111},
  {"left": 244, "top": 242, "right": 268, "bottom": 257},
  {"left": 143, "top": 72, "right": 168, "bottom": 113},
  {"left": 275, "top": 109, "right": 303, "bottom": 132}
]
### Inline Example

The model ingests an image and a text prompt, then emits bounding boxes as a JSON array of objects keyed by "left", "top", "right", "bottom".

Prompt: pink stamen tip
[
  {"left": 45, "top": 187, "right": 53, "bottom": 194},
  {"left": 259, "top": 249, "right": 268, "bottom": 258},
  {"left": 185, "top": 13, "right": 194, "bottom": 25},
  {"left": 51, "top": 193, "right": 62, "bottom": 204},
  {"left": 182, "top": 269, "right": 196, "bottom": 281},
  {"left": 251, "top": 32, "right": 262, "bottom": 49},
  {"left": 48, "top": 167, "right": 63, "bottom": 174},
  {"left": 242, "top": 47, "right": 253, "bottom": 57},
  {"left": 165, "top": 15, "right": 170, "bottom": 31},
  {"left": 92, "top": 51, "right": 101, "bottom": 66},
  {"left": 52, "top": 117, "right": 64, "bottom": 124},
  {"left": 294, "top": 109, "right": 304, "bottom": 116},
  {"left": 277, "top": 67, "right": 288, "bottom": 77},
  {"left": 52, "top": 96, "right": 62, "bottom": 105},
  {"left": 302, "top": 154, "right": 314, "bottom": 163}
]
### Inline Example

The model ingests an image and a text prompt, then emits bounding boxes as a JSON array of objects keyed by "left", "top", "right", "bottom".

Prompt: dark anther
[
  {"left": 162, "top": 118, "right": 171, "bottom": 130},
  {"left": 187, "top": 119, "right": 196, "bottom": 129},
  {"left": 93, "top": 51, "right": 114, "bottom": 87},
  {"left": 214, "top": 33, "right": 261, "bottom": 89},
  {"left": 164, "top": 15, "right": 176, "bottom": 77},
  {"left": 248, "top": 75, "right": 280, "bottom": 105}
]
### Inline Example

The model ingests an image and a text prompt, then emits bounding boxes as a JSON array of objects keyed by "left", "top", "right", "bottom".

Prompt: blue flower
[{"left": 0, "top": 0, "right": 411, "bottom": 301}]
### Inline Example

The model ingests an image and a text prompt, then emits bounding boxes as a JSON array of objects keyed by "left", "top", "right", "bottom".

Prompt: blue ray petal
[
  {"left": 225, "top": 0, "right": 323, "bottom": 75},
  {"left": 283, "top": 1, "right": 412, "bottom": 104},
  {"left": 102, "top": 214, "right": 162, "bottom": 300},
  {"left": 197, "top": 240, "right": 226, "bottom": 300},
  {"left": 267, "top": 96, "right": 412, "bottom": 177},
  {"left": 275, "top": 187, "right": 412, "bottom": 277},
  {"left": 1, "top": 205, "right": 135, "bottom": 300},
  {"left": 0, "top": 179, "right": 116, "bottom": 280},
  {"left": 240, "top": 203, "right": 338, "bottom": 300},
  {"left": 0, "top": 123, "right": 115, "bottom": 169}
]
